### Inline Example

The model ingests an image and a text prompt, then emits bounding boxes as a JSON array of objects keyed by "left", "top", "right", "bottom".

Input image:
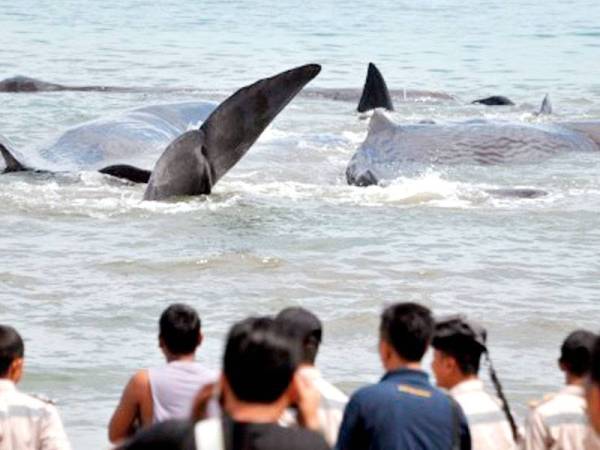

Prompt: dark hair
[
  {"left": 433, "top": 337, "right": 483, "bottom": 375},
  {"left": 224, "top": 317, "right": 299, "bottom": 404},
  {"left": 559, "top": 330, "right": 596, "bottom": 377},
  {"left": 0, "top": 325, "right": 24, "bottom": 377},
  {"left": 275, "top": 307, "right": 322, "bottom": 364},
  {"left": 159, "top": 304, "right": 201, "bottom": 355},
  {"left": 380, "top": 303, "right": 434, "bottom": 362}
]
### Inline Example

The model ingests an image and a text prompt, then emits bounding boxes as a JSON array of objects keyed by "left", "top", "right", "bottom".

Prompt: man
[
  {"left": 276, "top": 307, "right": 348, "bottom": 446},
  {"left": 524, "top": 329, "right": 596, "bottom": 450},
  {"left": 586, "top": 336, "right": 600, "bottom": 449},
  {"left": 431, "top": 315, "right": 518, "bottom": 450},
  {"left": 109, "top": 304, "right": 217, "bottom": 443},
  {"left": 336, "top": 302, "right": 471, "bottom": 450},
  {"left": 0, "top": 325, "right": 71, "bottom": 450},
  {"left": 117, "top": 316, "right": 330, "bottom": 450}
]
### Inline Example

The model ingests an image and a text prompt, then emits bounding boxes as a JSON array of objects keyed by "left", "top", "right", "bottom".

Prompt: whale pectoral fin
[
  {"left": 357, "top": 63, "right": 394, "bottom": 113},
  {"left": 0, "top": 142, "right": 29, "bottom": 173},
  {"left": 144, "top": 64, "right": 321, "bottom": 201},
  {"left": 471, "top": 95, "right": 515, "bottom": 106},
  {"left": 538, "top": 94, "right": 552, "bottom": 115},
  {"left": 99, "top": 164, "right": 152, "bottom": 184}
]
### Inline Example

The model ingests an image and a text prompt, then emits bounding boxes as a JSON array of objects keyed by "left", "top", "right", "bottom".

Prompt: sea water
[{"left": 1, "top": 0, "right": 600, "bottom": 447}]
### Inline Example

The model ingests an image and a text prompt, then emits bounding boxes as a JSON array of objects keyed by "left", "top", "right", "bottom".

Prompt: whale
[
  {"left": 1, "top": 64, "right": 321, "bottom": 200},
  {"left": 356, "top": 63, "right": 520, "bottom": 112},
  {"left": 0, "top": 75, "right": 136, "bottom": 93},
  {"left": 346, "top": 109, "right": 600, "bottom": 188},
  {"left": 346, "top": 68, "right": 600, "bottom": 192}
]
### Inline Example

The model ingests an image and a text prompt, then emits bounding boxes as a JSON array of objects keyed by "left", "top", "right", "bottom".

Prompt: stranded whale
[
  {"left": 346, "top": 109, "right": 600, "bottom": 187},
  {"left": 346, "top": 67, "right": 600, "bottom": 193},
  {"left": 0, "top": 64, "right": 321, "bottom": 200}
]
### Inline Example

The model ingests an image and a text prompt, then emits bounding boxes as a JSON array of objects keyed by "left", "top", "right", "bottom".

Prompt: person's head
[
  {"left": 559, "top": 330, "right": 596, "bottom": 382},
  {"left": 586, "top": 337, "right": 600, "bottom": 434},
  {"left": 222, "top": 316, "right": 299, "bottom": 406},
  {"left": 0, "top": 325, "right": 24, "bottom": 383},
  {"left": 379, "top": 302, "right": 434, "bottom": 370},
  {"left": 431, "top": 315, "right": 487, "bottom": 389},
  {"left": 158, "top": 304, "right": 202, "bottom": 359},
  {"left": 275, "top": 307, "right": 322, "bottom": 365}
]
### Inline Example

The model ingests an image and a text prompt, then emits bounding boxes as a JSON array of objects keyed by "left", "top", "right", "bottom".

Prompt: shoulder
[
  {"left": 6, "top": 390, "right": 60, "bottom": 417},
  {"left": 124, "top": 369, "right": 151, "bottom": 399}
]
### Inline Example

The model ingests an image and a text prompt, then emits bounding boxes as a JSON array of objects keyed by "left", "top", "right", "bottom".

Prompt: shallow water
[{"left": 1, "top": 1, "right": 600, "bottom": 448}]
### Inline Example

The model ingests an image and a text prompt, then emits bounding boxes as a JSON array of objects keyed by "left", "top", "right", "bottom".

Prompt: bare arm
[{"left": 108, "top": 370, "right": 151, "bottom": 444}]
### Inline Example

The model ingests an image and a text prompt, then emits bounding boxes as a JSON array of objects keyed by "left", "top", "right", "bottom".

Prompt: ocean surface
[{"left": 1, "top": 0, "right": 600, "bottom": 448}]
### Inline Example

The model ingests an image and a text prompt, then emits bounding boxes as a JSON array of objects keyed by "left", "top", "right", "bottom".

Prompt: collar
[
  {"left": 0, "top": 379, "right": 16, "bottom": 392},
  {"left": 561, "top": 384, "right": 585, "bottom": 397},
  {"left": 450, "top": 378, "right": 484, "bottom": 396},
  {"left": 298, "top": 365, "right": 322, "bottom": 380},
  {"left": 381, "top": 367, "right": 429, "bottom": 383}
]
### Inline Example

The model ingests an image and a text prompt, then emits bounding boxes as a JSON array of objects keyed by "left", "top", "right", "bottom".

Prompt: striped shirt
[
  {"left": 0, "top": 380, "right": 70, "bottom": 450},
  {"left": 450, "top": 379, "right": 516, "bottom": 450},
  {"left": 523, "top": 385, "right": 592, "bottom": 450}
]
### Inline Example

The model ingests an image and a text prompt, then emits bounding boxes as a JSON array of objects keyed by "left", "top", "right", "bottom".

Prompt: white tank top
[{"left": 148, "top": 360, "right": 217, "bottom": 423}]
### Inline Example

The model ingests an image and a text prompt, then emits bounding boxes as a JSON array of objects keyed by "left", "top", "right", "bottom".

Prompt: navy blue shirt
[{"left": 336, "top": 368, "right": 471, "bottom": 450}]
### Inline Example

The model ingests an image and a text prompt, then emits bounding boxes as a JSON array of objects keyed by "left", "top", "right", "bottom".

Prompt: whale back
[{"left": 38, "top": 101, "right": 216, "bottom": 170}]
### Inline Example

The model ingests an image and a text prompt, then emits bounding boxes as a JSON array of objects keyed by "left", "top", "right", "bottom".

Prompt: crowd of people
[{"left": 2, "top": 302, "right": 600, "bottom": 450}]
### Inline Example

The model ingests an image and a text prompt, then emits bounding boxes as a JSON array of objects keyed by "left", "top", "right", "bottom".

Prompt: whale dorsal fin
[
  {"left": 144, "top": 64, "right": 321, "bottom": 200},
  {"left": 357, "top": 63, "right": 394, "bottom": 113},
  {"left": 538, "top": 94, "right": 552, "bottom": 115},
  {"left": 0, "top": 142, "right": 29, "bottom": 173}
]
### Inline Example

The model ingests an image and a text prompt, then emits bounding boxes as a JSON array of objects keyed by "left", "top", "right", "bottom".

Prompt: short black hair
[
  {"left": 224, "top": 317, "right": 299, "bottom": 404},
  {"left": 560, "top": 330, "right": 596, "bottom": 377},
  {"left": 0, "top": 325, "right": 24, "bottom": 377},
  {"left": 380, "top": 303, "right": 434, "bottom": 362},
  {"left": 275, "top": 307, "right": 322, "bottom": 364},
  {"left": 159, "top": 304, "right": 201, "bottom": 355}
]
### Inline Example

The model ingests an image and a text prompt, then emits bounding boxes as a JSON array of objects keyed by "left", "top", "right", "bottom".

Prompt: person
[
  {"left": 116, "top": 316, "right": 330, "bottom": 450},
  {"left": 275, "top": 307, "right": 348, "bottom": 446},
  {"left": 336, "top": 302, "right": 471, "bottom": 450},
  {"left": 109, "top": 304, "right": 217, "bottom": 443},
  {"left": 0, "top": 324, "right": 71, "bottom": 450},
  {"left": 586, "top": 336, "right": 600, "bottom": 450},
  {"left": 431, "top": 315, "right": 518, "bottom": 450},
  {"left": 524, "top": 329, "right": 596, "bottom": 450}
]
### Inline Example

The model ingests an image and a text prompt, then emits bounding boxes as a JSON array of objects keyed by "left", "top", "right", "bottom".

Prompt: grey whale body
[{"left": 346, "top": 110, "right": 600, "bottom": 188}]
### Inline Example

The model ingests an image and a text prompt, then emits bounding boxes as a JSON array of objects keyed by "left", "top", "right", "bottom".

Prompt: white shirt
[
  {"left": 148, "top": 361, "right": 217, "bottom": 423},
  {"left": 523, "top": 385, "right": 593, "bottom": 450},
  {"left": 450, "top": 378, "right": 517, "bottom": 450},
  {"left": 280, "top": 366, "right": 348, "bottom": 446},
  {"left": 0, "top": 380, "right": 70, "bottom": 450}
]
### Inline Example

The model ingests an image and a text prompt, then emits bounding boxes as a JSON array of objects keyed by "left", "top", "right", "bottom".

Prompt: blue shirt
[{"left": 336, "top": 368, "right": 471, "bottom": 450}]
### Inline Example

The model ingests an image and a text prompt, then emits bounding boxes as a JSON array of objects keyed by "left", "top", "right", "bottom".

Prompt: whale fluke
[
  {"left": 472, "top": 95, "right": 515, "bottom": 106},
  {"left": 144, "top": 64, "right": 321, "bottom": 201},
  {"left": 99, "top": 164, "right": 152, "bottom": 183},
  {"left": 538, "top": 94, "right": 552, "bottom": 115},
  {"left": 357, "top": 63, "right": 394, "bottom": 113},
  {"left": 0, "top": 142, "right": 29, "bottom": 173}
]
